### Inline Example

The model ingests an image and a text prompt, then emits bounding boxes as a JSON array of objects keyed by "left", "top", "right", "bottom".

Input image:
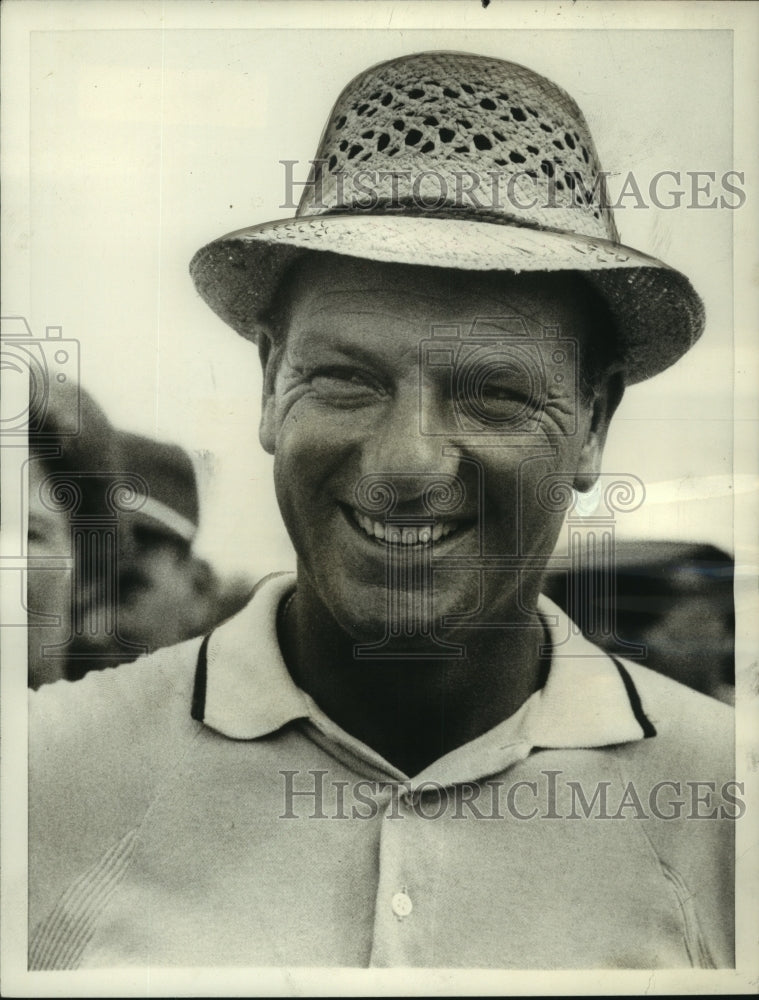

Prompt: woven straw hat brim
[{"left": 190, "top": 214, "right": 705, "bottom": 385}]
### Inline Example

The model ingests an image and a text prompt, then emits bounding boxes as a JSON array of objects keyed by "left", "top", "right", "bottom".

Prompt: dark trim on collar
[
  {"left": 190, "top": 575, "right": 650, "bottom": 752},
  {"left": 613, "top": 657, "right": 657, "bottom": 738},
  {"left": 191, "top": 634, "right": 211, "bottom": 723}
]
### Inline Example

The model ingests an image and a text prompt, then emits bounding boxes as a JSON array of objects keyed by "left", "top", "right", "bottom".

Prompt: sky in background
[{"left": 13, "top": 16, "right": 744, "bottom": 578}]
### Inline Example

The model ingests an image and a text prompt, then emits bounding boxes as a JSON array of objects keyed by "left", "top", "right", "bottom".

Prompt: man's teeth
[{"left": 351, "top": 510, "right": 458, "bottom": 545}]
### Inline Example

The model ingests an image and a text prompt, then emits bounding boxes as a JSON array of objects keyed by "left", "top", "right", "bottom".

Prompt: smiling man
[
  {"left": 29, "top": 51, "right": 734, "bottom": 970},
  {"left": 260, "top": 256, "right": 623, "bottom": 776}
]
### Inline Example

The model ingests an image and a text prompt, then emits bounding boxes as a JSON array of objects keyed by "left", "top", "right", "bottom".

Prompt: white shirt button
[{"left": 391, "top": 891, "right": 413, "bottom": 918}]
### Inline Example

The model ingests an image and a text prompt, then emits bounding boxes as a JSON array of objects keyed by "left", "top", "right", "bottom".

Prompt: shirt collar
[
  {"left": 198, "top": 572, "right": 652, "bottom": 757},
  {"left": 200, "top": 572, "right": 309, "bottom": 740}
]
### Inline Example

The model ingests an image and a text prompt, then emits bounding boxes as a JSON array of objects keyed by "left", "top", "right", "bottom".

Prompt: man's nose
[{"left": 360, "top": 386, "right": 461, "bottom": 498}]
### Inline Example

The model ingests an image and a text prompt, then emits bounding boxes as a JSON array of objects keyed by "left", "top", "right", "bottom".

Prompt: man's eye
[
  {"left": 460, "top": 383, "right": 531, "bottom": 409},
  {"left": 480, "top": 384, "right": 524, "bottom": 402},
  {"left": 310, "top": 368, "right": 383, "bottom": 401},
  {"left": 452, "top": 380, "right": 545, "bottom": 432}
]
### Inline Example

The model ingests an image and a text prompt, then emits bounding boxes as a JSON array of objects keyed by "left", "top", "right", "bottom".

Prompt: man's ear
[
  {"left": 258, "top": 327, "right": 279, "bottom": 456},
  {"left": 573, "top": 371, "right": 625, "bottom": 493}
]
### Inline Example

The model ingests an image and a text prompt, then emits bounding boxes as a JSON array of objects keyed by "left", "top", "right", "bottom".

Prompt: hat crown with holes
[{"left": 190, "top": 50, "right": 704, "bottom": 384}]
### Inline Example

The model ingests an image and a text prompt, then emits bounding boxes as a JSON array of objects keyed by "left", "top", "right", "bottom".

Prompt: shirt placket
[
  {"left": 369, "top": 781, "right": 444, "bottom": 967},
  {"left": 367, "top": 741, "right": 533, "bottom": 968}
]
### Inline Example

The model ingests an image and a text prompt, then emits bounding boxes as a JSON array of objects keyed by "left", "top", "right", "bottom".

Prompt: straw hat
[{"left": 190, "top": 51, "right": 704, "bottom": 384}]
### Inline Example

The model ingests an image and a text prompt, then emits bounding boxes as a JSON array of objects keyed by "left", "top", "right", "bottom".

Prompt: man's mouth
[{"left": 349, "top": 507, "right": 462, "bottom": 547}]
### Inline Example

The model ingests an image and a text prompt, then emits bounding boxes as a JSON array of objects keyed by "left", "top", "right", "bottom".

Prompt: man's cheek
[
  {"left": 271, "top": 385, "right": 313, "bottom": 429},
  {"left": 280, "top": 401, "right": 367, "bottom": 461},
  {"left": 276, "top": 408, "right": 326, "bottom": 458}
]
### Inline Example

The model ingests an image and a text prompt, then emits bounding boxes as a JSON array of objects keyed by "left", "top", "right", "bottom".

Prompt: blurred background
[
  {"left": 3, "top": 16, "right": 755, "bottom": 697},
  {"left": 19, "top": 27, "right": 742, "bottom": 571}
]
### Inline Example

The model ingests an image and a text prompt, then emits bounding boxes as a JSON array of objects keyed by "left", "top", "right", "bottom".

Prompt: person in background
[
  {"left": 27, "top": 380, "right": 119, "bottom": 689},
  {"left": 114, "top": 432, "right": 233, "bottom": 656},
  {"left": 30, "top": 398, "right": 252, "bottom": 686},
  {"left": 65, "top": 430, "right": 253, "bottom": 680},
  {"left": 543, "top": 540, "right": 735, "bottom": 704}
]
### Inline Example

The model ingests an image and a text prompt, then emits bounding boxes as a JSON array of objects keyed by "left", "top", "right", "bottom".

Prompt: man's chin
[{"left": 318, "top": 577, "right": 481, "bottom": 657}]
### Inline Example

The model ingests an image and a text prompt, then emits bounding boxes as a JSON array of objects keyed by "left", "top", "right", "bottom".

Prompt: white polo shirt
[{"left": 29, "top": 573, "right": 735, "bottom": 969}]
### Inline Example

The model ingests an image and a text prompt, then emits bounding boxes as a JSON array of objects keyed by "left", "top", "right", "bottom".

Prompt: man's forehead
[{"left": 284, "top": 254, "right": 598, "bottom": 336}]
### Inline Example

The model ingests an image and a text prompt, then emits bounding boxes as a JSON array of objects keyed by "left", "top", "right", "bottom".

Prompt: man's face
[{"left": 260, "top": 255, "right": 617, "bottom": 643}]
